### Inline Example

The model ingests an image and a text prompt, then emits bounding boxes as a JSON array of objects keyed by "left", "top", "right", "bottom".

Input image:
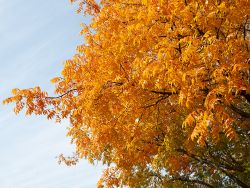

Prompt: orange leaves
[
  {"left": 4, "top": 87, "right": 45, "bottom": 115},
  {"left": 204, "top": 86, "right": 226, "bottom": 110},
  {"left": 57, "top": 153, "right": 79, "bottom": 166},
  {"left": 70, "top": 0, "right": 100, "bottom": 15},
  {"left": 50, "top": 77, "right": 61, "bottom": 84},
  {"left": 182, "top": 43, "right": 198, "bottom": 63},
  {"left": 182, "top": 112, "right": 196, "bottom": 129},
  {"left": 222, "top": 117, "right": 236, "bottom": 140},
  {"left": 4, "top": 0, "right": 250, "bottom": 187},
  {"left": 167, "top": 155, "right": 190, "bottom": 175},
  {"left": 142, "top": 0, "right": 148, "bottom": 5},
  {"left": 97, "top": 167, "right": 122, "bottom": 188}
]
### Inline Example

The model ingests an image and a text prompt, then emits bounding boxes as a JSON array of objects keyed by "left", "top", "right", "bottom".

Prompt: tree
[{"left": 4, "top": 0, "right": 250, "bottom": 187}]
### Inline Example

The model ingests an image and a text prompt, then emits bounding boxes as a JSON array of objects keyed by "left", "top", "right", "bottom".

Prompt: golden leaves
[
  {"left": 142, "top": 0, "right": 148, "bottom": 5},
  {"left": 50, "top": 77, "right": 61, "bottom": 83},
  {"left": 4, "top": 0, "right": 250, "bottom": 187}
]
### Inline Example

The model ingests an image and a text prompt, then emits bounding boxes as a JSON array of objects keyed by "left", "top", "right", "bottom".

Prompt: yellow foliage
[{"left": 3, "top": 0, "right": 250, "bottom": 187}]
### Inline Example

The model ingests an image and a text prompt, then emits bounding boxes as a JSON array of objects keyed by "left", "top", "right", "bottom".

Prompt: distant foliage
[{"left": 4, "top": 0, "right": 250, "bottom": 187}]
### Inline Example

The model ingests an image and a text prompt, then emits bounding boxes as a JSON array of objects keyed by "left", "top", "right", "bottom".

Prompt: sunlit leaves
[{"left": 4, "top": 0, "right": 250, "bottom": 187}]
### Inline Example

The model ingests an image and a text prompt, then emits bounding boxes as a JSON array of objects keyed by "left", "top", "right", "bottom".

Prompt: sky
[{"left": 0, "top": 0, "right": 103, "bottom": 187}]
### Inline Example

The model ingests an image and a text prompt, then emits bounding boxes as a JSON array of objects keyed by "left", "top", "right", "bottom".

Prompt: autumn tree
[{"left": 4, "top": 0, "right": 250, "bottom": 187}]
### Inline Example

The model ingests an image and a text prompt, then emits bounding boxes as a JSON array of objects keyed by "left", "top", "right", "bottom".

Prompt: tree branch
[
  {"left": 229, "top": 104, "right": 250, "bottom": 118},
  {"left": 149, "top": 90, "right": 179, "bottom": 95},
  {"left": 176, "top": 149, "right": 250, "bottom": 188},
  {"left": 169, "top": 177, "right": 214, "bottom": 188},
  {"left": 45, "top": 89, "right": 78, "bottom": 99}
]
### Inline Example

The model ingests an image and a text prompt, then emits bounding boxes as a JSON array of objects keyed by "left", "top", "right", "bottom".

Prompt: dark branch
[
  {"left": 149, "top": 90, "right": 179, "bottom": 95},
  {"left": 170, "top": 177, "right": 214, "bottom": 188},
  {"left": 45, "top": 89, "right": 77, "bottom": 100},
  {"left": 240, "top": 90, "right": 250, "bottom": 103},
  {"left": 143, "top": 95, "right": 168, "bottom": 108},
  {"left": 229, "top": 104, "right": 250, "bottom": 118},
  {"left": 176, "top": 149, "right": 250, "bottom": 188}
]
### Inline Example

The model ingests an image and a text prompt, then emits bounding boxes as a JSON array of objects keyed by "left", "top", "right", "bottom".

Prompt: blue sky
[{"left": 0, "top": 1, "right": 103, "bottom": 187}]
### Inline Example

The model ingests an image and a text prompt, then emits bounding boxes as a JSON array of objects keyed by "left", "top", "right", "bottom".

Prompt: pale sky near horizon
[{"left": 0, "top": 1, "right": 103, "bottom": 187}]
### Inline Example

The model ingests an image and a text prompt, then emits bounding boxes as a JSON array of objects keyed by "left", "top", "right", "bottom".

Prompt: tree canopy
[{"left": 4, "top": 0, "right": 250, "bottom": 187}]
